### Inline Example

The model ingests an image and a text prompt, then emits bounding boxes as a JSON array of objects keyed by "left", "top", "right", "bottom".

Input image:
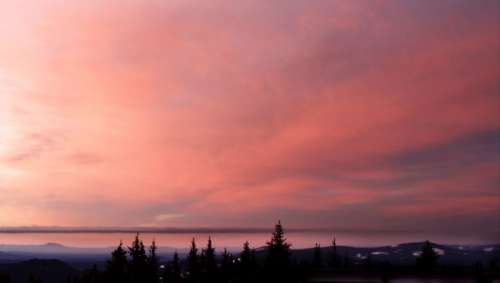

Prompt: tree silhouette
[
  {"left": 238, "top": 241, "right": 255, "bottom": 282},
  {"left": 146, "top": 240, "right": 159, "bottom": 283},
  {"left": 416, "top": 240, "right": 439, "bottom": 273},
  {"left": 129, "top": 233, "right": 148, "bottom": 282},
  {"left": 201, "top": 237, "right": 217, "bottom": 282},
  {"left": 163, "top": 252, "right": 181, "bottom": 283},
  {"left": 265, "top": 221, "right": 291, "bottom": 281},
  {"left": 104, "top": 241, "right": 128, "bottom": 283},
  {"left": 186, "top": 238, "right": 200, "bottom": 283},
  {"left": 329, "top": 237, "right": 339, "bottom": 268},
  {"left": 313, "top": 243, "right": 322, "bottom": 267},
  {"left": 240, "top": 241, "right": 252, "bottom": 269}
]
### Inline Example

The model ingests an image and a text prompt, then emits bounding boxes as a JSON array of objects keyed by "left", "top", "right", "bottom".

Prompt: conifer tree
[
  {"left": 265, "top": 221, "right": 291, "bottom": 281},
  {"left": 202, "top": 237, "right": 217, "bottom": 282},
  {"left": 313, "top": 243, "right": 322, "bottom": 267},
  {"left": 147, "top": 240, "right": 159, "bottom": 283},
  {"left": 417, "top": 240, "right": 439, "bottom": 273},
  {"left": 186, "top": 238, "right": 200, "bottom": 283},
  {"left": 240, "top": 241, "right": 252, "bottom": 269},
  {"left": 329, "top": 237, "right": 339, "bottom": 268},
  {"left": 266, "top": 221, "right": 291, "bottom": 268},
  {"left": 239, "top": 241, "right": 254, "bottom": 282},
  {"left": 205, "top": 237, "right": 217, "bottom": 271},
  {"left": 104, "top": 241, "right": 128, "bottom": 283},
  {"left": 129, "top": 233, "right": 148, "bottom": 283}
]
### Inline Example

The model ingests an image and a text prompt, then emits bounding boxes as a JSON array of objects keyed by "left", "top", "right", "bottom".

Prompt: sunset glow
[{"left": 0, "top": 0, "right": 498, "bottom": 242}]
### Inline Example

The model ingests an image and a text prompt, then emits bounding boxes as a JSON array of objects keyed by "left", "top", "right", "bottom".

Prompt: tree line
[
  {"left": 10, "top": 221, "right": 496, "bottom": 283},
  {"left": 69, "top": 221, "right": 305, "bottom": 283},
  {"left": 68, "top": 222, "right": 450, "bottom": 283}
]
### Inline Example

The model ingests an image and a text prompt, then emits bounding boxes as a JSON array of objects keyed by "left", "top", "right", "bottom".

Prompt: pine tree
[
  {"left": 313, "top": 243, "right": 322, "bottom": 267},
  {"left": 265, "top": 221, "right": 291, "bottom": 281},
  {"left": 202, "top": 237, "right": 217, "bottom": 282},
  {"left": 129, "top": 233, "right": 148, "bottom": 283},
  {"left": 238, "top": 241, "right": 253, "bottom": 282},
  {"left": 416, "top": 240, "right": 439, "bottom": 273},
  {"left": 164, "top": 252, "right": 181, "bottom": 283},
  {"left": 104, "top": 241, "right": 128, "bottom": 283},
  {"left": 147, "top": 240, "right": 159, "bottom": 283},
  {"left": 329, "top": 237, "right": 339, "bottom": 268},
  {"left": 186, "top": 238, "right": 200, "bottom": 283},
  {"left": 240, "top": 241, "right": 252, "bottom": 269}
]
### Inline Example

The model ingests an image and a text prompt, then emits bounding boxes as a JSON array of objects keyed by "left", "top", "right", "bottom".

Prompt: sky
[{"left": 0, "top": 0, "right": 499, "bottom": 242}]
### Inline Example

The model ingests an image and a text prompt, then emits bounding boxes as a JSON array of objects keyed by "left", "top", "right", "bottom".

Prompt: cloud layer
[{"left": 0, "top": 0, "right": 498, "bottom": 241}]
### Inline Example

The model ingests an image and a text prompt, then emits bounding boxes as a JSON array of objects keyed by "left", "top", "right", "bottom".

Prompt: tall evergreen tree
[
  {"left": 266, "top": 221, "right": 291, "bottom": 267},
  {"left": 202, "top": 237, "right": 217, "bottom": 282},
  {"left": 313, "top": 243, "right": 322, "bottom": 267},
  {"left": 129, "top": 233, "right": 148, "bottom": 283},
  {"left": 104, "top": 241, "right": 128, "bottom": 283},
  {"left": 416, "top": 241, "right": 439, "bottom": 273},
  {"left": 147, "top": 240, "right": 159, "bottom": 283},
  {"left": 265, "top": 221, "right": 291, "bottom": 281},
  {"left": 329, "top": 237, "right": 339, "bottom": 268},
  {"left": 240, "top": 241, "right": 252, "bottom": 269},
  {"left": 238, "top": 241, "right": 253, "bottom": 282},
  {"left": 186, "top": 238, "right": 200, "bottom": 283}
]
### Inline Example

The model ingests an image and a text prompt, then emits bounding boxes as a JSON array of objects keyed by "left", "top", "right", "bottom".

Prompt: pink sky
[{"left": 0, "top": 0, "right": 498, "bottom": 241}]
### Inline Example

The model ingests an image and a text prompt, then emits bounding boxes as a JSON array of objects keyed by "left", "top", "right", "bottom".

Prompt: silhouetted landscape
[
  {"left": 0, "top": 222, "right": 498, "bottom": 283},
  {"left": 1, "top": 0, "right": 498, "bottom": 282}
]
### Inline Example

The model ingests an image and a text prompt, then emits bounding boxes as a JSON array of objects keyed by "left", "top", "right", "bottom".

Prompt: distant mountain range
[
  {"left": 0, "top": 242, "right": 186, "bottom": 269},
  {"left": 0, "top": 242, "right": 497, "bottom": 283},
  {"left": 285, "top": 242, "right": 500, "bottom": 267},
  {"left": 0, "top": 241, "right": 498, "bottom": 270}
]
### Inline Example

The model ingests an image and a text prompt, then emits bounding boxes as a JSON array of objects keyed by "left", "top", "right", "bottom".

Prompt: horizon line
[{"left": 0, "top": 226, "right": 416, "bottom": 234}]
